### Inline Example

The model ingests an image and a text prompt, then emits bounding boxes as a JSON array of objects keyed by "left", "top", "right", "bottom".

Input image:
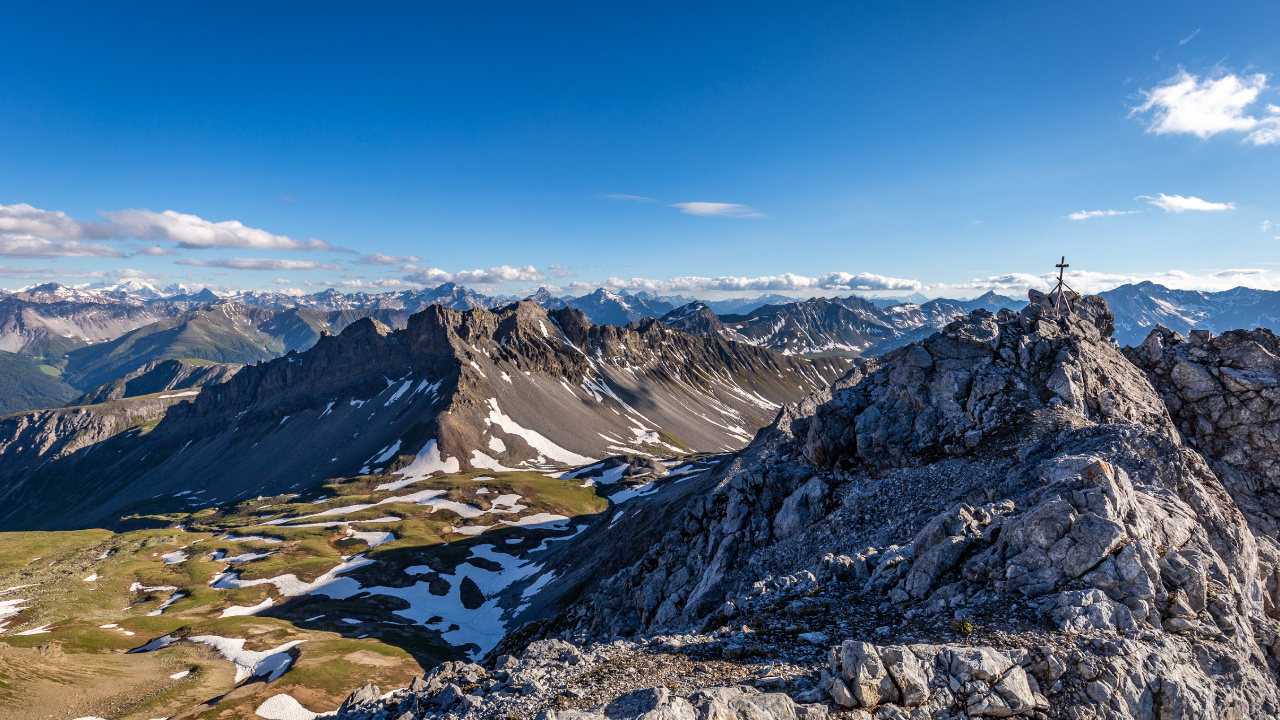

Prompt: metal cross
[{"left": 1052, "top": 256, "right": 1076, "bottom": 316}]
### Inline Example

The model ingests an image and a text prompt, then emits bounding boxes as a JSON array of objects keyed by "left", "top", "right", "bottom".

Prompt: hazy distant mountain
[
  {"left": 231, "top": 282, "right": 503, "bottom": 312},
  {"left": 1101, "top": 282, "right": 1280, "bottom": 345},
  {"left": 524, "top": 287, "right": 563, "bottom": 308},
  {"left": 659, "top": 302, "right": 749, "bottom": 343},
  {"left": 667, "top": 292, "right": 1029, "bottom": 357},
  {"left": 563, "top": 288, "right": 676, "bottom": 326},
  {"left": 703, "top": 294, "right": 808, "bottom": 315},
  {"left": 0, "top": 290, "right": 193, "bottom": 358},
  {"left": 717, "top": 296, "right": 903, "bottom": 355}
]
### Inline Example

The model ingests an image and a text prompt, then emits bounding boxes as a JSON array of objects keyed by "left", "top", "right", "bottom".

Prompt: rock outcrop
[{"left": 71, "top": 357, "right": 243, "bottom": 405}]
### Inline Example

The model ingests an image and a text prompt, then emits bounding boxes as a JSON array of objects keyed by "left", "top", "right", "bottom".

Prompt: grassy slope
[
  {"left": 0, "top": 461, "right": 623, "bottom": 719},
  {"left": 0, "top": 350, "right": 79, "bottom": 415},
  {"left": 63, "top": 310, "right": 285, "bottom": 390}
]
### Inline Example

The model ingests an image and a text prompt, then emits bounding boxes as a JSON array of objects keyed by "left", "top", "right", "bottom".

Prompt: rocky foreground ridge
[{"left": 327, "top": 290, "right": 1280, "bottom": 720}]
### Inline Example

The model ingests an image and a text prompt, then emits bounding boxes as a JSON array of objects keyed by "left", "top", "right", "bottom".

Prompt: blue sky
[{"left": 2, "top": 1, "right": 1278, "bottom": 299}]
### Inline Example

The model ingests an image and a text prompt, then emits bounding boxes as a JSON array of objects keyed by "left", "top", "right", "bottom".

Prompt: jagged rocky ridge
[
  {"left": 70, "top": 357, "right": 243, "bottom": 405},
  {"left": 336, "top": 290, "right": 1280, "bottom": 720},
  {"left": 661, "top": 292, "right": 1027, "bottom": 359},
  {"left": 0, "top": 301, "right": 846, "bottom": 530}
]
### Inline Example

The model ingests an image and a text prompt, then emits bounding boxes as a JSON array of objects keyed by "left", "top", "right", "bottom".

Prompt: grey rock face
[
  {"left": 840, "top": 639, "right": 899, "bottom": 707},
  {"left": 1126, "top": 325, "right": 1280, "bottom": 625}
]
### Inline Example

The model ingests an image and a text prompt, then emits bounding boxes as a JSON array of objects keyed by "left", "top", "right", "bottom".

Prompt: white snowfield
[
  {"left": 146, "top": 591, "right": 186, "bottom": 616},
  {"left": 269, "top": 486, "right": 531, "bottom": 528},
  {"left": 376, "top": 439, "right": 459, "bottom": 491},
  {"left": 348, "top": 530, "right": 394, "bottom": 548},
  {"left": 377, "top": 542, "right": 545, "bottom": 657},
  {"left": 484, "top": 398, "right": 596, "bottom": 466},
  {"left": 0, "top": 598, "right": 29, "bottom": 632},
  {"left": 220, "top": 596, "right": 276, "bottom": 618},
  {"left": 211, "top": 555, "right": 373, "bottom": 598},
  {"left": 187, "top": 636, "right": 305, "bottom": 682},
  {"left": 161, "top": 550, "right": 189, "bottom": 564},
  {"left": 224, "top": 552, "right": 275, "bottom": 563},
  {"left": 255, "top": 693, "right": 333, "bottom": 720}
]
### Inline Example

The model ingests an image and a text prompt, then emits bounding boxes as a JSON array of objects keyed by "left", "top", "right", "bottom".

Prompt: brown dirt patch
[{"left": 341, "top": 650, "right": 400, "bottom": 667}]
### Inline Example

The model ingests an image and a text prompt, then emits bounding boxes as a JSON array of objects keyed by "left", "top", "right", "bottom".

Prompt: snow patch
[
  {"left": 146, "top": 592, "right": 186, "bottom": 616},
  {"left": 211, "top": 556, "right": 373, "bottom": 599},
  {"left": 220, "top": 597, "right": 275, "bottom": 618},
  {"left": 383, "top": 381, "right": 412, "bottom": 406},
  {"left": 470, "top": 450, "right": 516, "bottom": 472},
  {"left": 377, "top": 440, "right": 460, "bottom": 491},
  {"left": 484, "top": 399, "right": 595, "bottom": 465},
  {"left": 521, "top": 572, "right": 556, "bottom": 599},
  {"left": 349, "top": 530, "right": 394, "bottom": 548},
  {"left": 371, "top": 440, "right": 401, "bottom": 464},
  {"left": 187, "top": 635, "right": 305, "bottom": 682}
]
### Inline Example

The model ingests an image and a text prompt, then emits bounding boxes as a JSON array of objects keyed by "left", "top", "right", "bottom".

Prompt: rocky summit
[{"left": 324, "top": 290, "right": 1280, "bottom": 720}]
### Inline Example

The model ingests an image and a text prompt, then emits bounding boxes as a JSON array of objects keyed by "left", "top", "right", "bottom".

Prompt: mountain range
[
  {"left": 0, "top": 301, "right": 846, "bottom": 530},
  {"left": 4, "top": 279, "right": 1280, "bottom": 420}
]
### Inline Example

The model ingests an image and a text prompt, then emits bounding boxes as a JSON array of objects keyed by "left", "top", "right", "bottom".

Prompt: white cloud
[
  {"left": 356, "top": 253, "right": 423, "bottom": 265},
  {"left": 403, "top": 264, "right": 546, "bottom": 285},
  {"left": 0, "top": 203, "right": 113, "bottom": 239},
  {"left": 328, "top": 277, "right": 421, "bottom": 289},
  {"left": 0, "top": 233, "right": 123, "bottom": 258},
  {"left": 1179, "top": 29, "right": 1200, "bottom": 46},
  {"left": 1141, "top": 193, "right": 1235, "bottom": 212},
  {"left": 606, "top": 194, "right": 657, "bottom": 202},
  {"left": 1131, "top": 70, "right": 1280, "bottom": 144},
  {"left": 103, "top": 267, "right": 162, "bottom": 281},
  {"left": 136, "top": 244, "right": 176, "bottom": 256},
  {"left": 562, "top": 271, "right": 920, "bottom": 295},
  {"left": 1067, "top": 209, "right": 1139, "bottom": 220},
  {"left": 175, "top": 258, "right": 345, "bottom": 271},
  {"left": 0, "top": 265, "right": 105, "bottom": 280},
  {"left": 272, "top": 278, "right": 292, "bottom": 285},
  {"left": 927, "top": 267, "right": 1280, "bottom": 296},
  {"left": 672, "top": 202, "right": 764, "bottom": 218},
  {"left": 105, "top": 209, "right": 333, "bottom": 251}
]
